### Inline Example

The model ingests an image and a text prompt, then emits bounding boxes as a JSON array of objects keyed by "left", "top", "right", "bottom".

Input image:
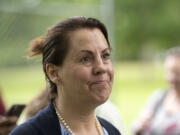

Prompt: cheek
[
  {"left": 109, "top": 65, "right": 114, "bottom": 83},
  {"left": 67, "top": 67, "right": 91, "bottom": 84}
]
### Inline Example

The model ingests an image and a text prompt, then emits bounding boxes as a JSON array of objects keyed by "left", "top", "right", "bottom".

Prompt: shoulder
[
  {"left": 149, "top": 89, "right": 167, "bottom": 99},
  {"left": 9, "top": 106, "right": 50, "bottom": 135},
  {"left": 9, "top": 121, "right": 36, "bottom": 135},
  {"left": 145, "top": 89, "right": 168, "bottom": 108},
  {"left": 98, "top": 117, "right": 121, "bottom": 135},
  {"left": 133, "top": 89, "right": 168, "bottom": 123},
  {"left": 10, "top": 102, "right": 61, "bottom": 135}
]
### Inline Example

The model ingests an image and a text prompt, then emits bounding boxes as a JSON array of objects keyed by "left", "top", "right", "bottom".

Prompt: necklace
[{"left": 53, "top": 102, "right": 104, "bottom": 135}]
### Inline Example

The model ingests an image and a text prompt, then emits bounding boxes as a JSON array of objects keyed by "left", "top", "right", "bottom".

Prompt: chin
[
  {"left": 90, "top": 85, "right": 112, "bottom": 106},
  {"left": 94, "top": 93, "right": 110, "bottom": 106}
]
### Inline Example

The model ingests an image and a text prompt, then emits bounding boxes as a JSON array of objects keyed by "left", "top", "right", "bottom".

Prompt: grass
[
  {"left": 0, "top": 65, "right": 46, "bottom": 106},
  {"left": 0, "top": 62, "right": 167, "bottom": 135}
]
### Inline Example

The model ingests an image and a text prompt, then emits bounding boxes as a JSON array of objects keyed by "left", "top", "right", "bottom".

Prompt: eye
[
  {"left": 102, "top": 53, "right": 110, "bottom": 60},
  {"left": 80, "top": 56, "right": 90, "bottom": 63}
]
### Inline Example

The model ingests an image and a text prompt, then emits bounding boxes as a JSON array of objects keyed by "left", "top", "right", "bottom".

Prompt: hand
[{"left": 0, "top": 115, "right": 18, "bottom": 135}]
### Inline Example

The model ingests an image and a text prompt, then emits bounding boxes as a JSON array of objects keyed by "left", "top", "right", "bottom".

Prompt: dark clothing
[{"left": 9, "top": 102, "right": 121, "bottom": 135}]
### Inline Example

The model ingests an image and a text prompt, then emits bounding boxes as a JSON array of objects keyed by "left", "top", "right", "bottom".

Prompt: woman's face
[
  {"left": 57, "top": 28, "right": 114, "bottom": 106},
  {"left": 165, "top": 56, "right": 180, "bottom": 91}
]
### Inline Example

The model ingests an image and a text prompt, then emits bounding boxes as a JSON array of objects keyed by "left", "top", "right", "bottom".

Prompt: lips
[
  {"left": 90, "top": 80, "right": 108, "bottom": 85},
  {"left": 92, "top": 80, "right": 107, "bottom": 84}
]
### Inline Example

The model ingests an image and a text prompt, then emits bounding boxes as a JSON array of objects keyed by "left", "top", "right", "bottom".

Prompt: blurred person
[
  {"left": 132, "top": 46, "right": 180, "bottom": 135},
  {"left": 0, "top": 87, "right": 18, "bottom": 135},
  {"left": 10, "top": 17, "right": 121, "bottom": 135}
]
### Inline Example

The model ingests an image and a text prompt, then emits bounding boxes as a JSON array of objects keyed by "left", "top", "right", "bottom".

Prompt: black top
[{"left": 9, "top": 102, "right": 121, "bottom": 135}]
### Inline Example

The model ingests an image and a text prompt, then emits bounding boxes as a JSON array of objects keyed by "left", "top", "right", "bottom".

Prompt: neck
[
  {"left": 55, "top": 94, "right": 96, "bottom": 116},
  {"left": 54, "top": 96, "right": 100, "bottom": 134}
]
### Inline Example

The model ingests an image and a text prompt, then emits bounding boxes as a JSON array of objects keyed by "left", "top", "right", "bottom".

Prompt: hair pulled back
[{"left": 28, "top": 16, "right": 110, "bottom": 99}]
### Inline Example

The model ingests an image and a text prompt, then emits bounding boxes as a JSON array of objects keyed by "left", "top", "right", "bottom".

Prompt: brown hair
[{"left": 28, "top": 16, "right": 110, "bottom": 99}]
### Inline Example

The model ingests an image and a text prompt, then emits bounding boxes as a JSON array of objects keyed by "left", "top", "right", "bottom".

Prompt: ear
[{"left": 46, "top": 63, "right": 60, "bottom": 84}]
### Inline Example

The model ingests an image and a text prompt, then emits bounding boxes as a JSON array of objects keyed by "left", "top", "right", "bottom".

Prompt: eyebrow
[{"left": 79, "top": 48, "right": 111, "bottom": 54}]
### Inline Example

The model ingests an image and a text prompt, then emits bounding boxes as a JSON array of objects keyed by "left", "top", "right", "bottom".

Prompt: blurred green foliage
[{"left": 115, "top": 0, "right": 180, "bottom": 60}]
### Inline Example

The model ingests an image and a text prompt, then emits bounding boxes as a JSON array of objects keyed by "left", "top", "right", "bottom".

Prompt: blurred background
[{"left": 0, "top": 0, "right": 180, "bottom": 134}]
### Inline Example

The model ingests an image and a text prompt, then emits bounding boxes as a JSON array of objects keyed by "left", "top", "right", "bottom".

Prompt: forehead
[{"left": 68, "top": 28, "right": 109, "bottom": 51}]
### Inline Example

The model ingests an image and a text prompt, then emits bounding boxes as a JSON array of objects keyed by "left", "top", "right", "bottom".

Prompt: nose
[{"left": 93, "top": 56, "right": 106, "bottom": 75}]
